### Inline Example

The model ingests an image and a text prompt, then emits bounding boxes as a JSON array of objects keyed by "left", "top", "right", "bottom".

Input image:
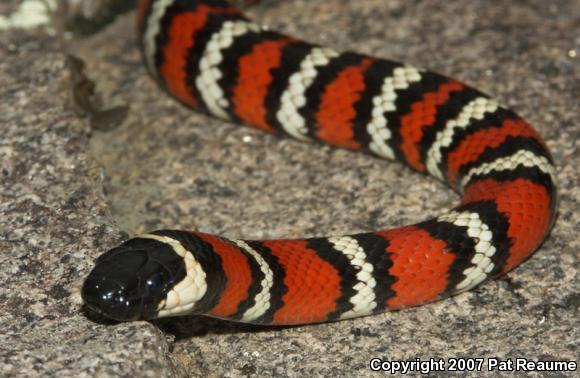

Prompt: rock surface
[{"left": 1, "top": 0, "right": 578, "bottom": 376}]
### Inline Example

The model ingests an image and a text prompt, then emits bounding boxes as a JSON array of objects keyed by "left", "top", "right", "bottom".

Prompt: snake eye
[{"left": 146, "top": 272, "right": 165, "bottom": 293}]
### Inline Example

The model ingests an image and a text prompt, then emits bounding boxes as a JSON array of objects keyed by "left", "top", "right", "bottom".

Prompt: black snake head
[{"left": 82, "top": 237, "right": 187, "bottom": 321}]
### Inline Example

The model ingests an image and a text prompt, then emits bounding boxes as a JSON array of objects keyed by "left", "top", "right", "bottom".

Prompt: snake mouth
[{"left": 81, "top": 267, "right": 144, "bottom": 321}]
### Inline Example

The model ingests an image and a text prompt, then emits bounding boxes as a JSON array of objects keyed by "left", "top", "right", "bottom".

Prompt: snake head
[{"left": 81, "top": 237, "right": 186, "bottom": 321}]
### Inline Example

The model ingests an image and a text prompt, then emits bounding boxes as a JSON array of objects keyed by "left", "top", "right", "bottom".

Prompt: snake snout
[
  {"left": 81, "top": 273, "right": 142, "bottom": 321},
  {"left": 81, "top": 251, "right": 147, "bottom": 321},
  {"left": 82, "top": 236, "right": 187, "bottom": 321}
]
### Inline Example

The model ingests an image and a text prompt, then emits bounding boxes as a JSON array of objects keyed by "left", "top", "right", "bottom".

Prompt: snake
[{"left": 81, "top": 0, "right": 558, "bottom": 325}]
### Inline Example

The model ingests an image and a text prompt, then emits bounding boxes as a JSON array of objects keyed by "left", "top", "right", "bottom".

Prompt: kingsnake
[{"left": 82, "top": 0, "right": 558, "bottom": 325}]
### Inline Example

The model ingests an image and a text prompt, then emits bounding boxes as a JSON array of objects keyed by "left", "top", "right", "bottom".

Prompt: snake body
[{"left": 82, "top": 0, "right": 558, "bottom": 324}]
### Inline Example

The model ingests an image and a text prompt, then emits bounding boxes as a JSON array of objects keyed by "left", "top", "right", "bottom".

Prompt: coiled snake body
[{"left": 82, "top": 0, "right": 558, "bottom": 325}]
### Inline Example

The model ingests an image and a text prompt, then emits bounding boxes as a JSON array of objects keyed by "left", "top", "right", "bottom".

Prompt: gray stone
[{"left": 1, "top": 0, "right": 578, "bottom": 377}]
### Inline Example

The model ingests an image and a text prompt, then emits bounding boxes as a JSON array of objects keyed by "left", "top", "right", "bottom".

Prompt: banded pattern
[
  {"left": 195, "top": 19, "right": 262, "bottom": 119},
  {"left": 229, "top": 239, "right": 275, "bottom": 322},
  {"left": 327, "top": 236, "right": 378, "bottom": 319},
  {"left": 80, "top": 0, "right": 558, "bottom": 325},
  {"left": 437, "top": 211, "right": 497, "bottom": 293},
  {"left": 367, "top": 65, "right": 422, "bottom": 160},
  {"left": 426, "top": 97, "right": 499, "bottom": 180},
  {"left": 277, "top": 47, "right": 341, "bottom": 140},
  {"left": 143, "top": 0, "right": 175, "bottom": 76}
]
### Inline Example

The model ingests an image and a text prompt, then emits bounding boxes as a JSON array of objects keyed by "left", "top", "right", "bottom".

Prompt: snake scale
[{"left": 82, "top": 0, "right": 558, "bottom": 325}]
